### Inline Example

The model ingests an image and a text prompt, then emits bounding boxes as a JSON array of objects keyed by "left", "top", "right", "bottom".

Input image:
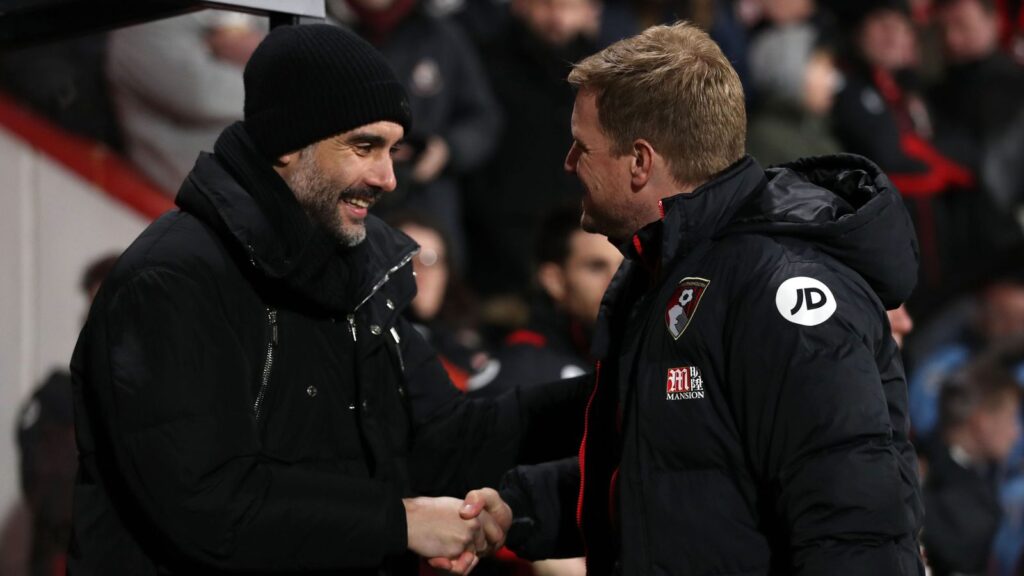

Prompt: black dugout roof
[{"left": 0, "top": 0, "right": 325, "bottom": 49}]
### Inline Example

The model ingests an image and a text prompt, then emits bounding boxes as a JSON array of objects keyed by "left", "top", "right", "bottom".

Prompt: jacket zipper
[
  {"left": 346, "top": 314, "right": 358, "bottom": 342},
  {"left": 253, "top": 307, "right": 278, "bottom": 422}
]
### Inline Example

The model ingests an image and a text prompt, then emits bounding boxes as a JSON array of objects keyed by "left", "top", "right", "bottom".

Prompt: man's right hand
[
  {"left": 404, "top": 497, "right": 482, "bottom": 573},
  {"left": 458, "top": 488, "right": 512, "bottom": 555}
]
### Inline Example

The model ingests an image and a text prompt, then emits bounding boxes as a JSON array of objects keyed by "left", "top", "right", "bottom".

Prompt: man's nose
[
  {"left": 369, "top": 158, "right": 398, "bottom": 192},
  {"left": 564, "top": 143, "right": 580, "bottom": 174}
]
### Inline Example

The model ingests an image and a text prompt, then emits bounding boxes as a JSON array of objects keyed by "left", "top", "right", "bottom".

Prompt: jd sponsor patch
[{"left": 775, "top": 276, "right": 837, "bottom": 326}]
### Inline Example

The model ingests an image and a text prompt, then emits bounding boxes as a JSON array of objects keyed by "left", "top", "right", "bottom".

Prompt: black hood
[{"left": 727, "top": 154, "right": 919, "bottom": 307}]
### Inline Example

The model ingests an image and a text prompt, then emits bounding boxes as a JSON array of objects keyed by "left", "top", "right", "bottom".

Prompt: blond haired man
[{"left": 466, "top": 21, "right": 925, "bottom": 575}]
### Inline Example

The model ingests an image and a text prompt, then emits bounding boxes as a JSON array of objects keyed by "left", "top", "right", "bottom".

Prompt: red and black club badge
[{"left": 665, "top": 277, "right": 710, "bottom": 340}]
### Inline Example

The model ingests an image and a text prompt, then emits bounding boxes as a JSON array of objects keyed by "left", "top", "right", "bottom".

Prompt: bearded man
[{"left": 68, "top": 24, "right": 583, "bottom": 576}]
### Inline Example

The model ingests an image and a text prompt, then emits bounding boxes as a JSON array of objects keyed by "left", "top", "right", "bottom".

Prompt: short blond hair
[{"left": 568, "top": 21, "right": 746, "bottom": 186}]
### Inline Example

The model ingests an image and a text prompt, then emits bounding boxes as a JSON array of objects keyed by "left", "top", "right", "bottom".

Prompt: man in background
[{"left": 472, "top": 206, "right": 621, "bottom": 397}]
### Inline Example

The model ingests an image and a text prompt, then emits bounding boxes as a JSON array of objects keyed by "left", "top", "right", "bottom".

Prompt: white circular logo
[
  {"left": 775, "top": 277, "right": 837, "bottom": 326},
  {"left": 561, "top": 364, "right": 586, "bottom": 380}
]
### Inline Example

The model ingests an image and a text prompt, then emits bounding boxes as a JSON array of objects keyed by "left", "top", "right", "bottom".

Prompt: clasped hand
[{"left": 404, "top": 488, "right": 512, "bottom": 575}]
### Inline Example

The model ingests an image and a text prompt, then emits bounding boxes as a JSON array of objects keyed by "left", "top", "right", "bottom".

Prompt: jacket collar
[{"left": 622, "top": 156, "right": 768, "bottom": 274}]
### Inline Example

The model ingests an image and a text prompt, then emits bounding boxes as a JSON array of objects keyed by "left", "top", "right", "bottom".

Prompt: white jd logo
[
  {"left": 790, "top": 287, "right": 827, "bottom": 315},
  {"left": 775, "top": 277, "right": 836, "bottom": 326}
]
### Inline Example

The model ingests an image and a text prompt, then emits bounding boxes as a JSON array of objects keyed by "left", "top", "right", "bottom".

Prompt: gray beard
[{"left": 286, "top": 148, "right": 366, "bottom": 247}]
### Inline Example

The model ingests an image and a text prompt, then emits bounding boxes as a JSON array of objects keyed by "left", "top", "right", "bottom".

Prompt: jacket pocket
[{"left": 646, "top": 468, "right": 771, "bottom": 576}]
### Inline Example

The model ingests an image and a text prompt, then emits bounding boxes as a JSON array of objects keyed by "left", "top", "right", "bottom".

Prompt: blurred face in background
[
  {"left": 972, "top": 392, "right": 1021, "bottom": 462},
  {"left": 937, "top": 0, "right": 999, "bottom": 63},
  {"left": 512, "top": 0, "right": 599, "bottom": 47},
  {"left": 803, "top": 51, "right": 841, "bottom": 116},
  {"left": 979, "top": 282, "right": 1024, "bottom": 341},
  {"left": 762, "top": 0, "right": 815, "bottom": 25},
  {"left": 400, "top": 223, "right": 449, "bottom": 321},
  {"left": 886, "top": 304, "right": 914, "bottom": 348},
  {"left": 539, "top": 230, "right": 622, "bottom": 326},
  {"left": 858, "top": 9, "right": 919, "bottom": 70}
]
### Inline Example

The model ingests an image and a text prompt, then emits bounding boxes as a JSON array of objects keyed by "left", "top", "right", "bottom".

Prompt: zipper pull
[
  {"left": 269, "top": 309, "right": 278, "bottom": 345},
  {"left": 346, "top": 314, "right": 357, "bottom": 342},
  {"left": 390, "top": 327, "right": 405, "bottom": 373}
]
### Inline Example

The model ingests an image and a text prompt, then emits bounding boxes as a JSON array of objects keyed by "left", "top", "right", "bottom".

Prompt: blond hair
[{"left": 568, "top": 21, "right": 746, "bottom": 186}]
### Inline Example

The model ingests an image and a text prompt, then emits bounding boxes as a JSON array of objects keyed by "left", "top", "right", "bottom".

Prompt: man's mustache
[{"left": 339, "top": 186, "right": 382, "bottom": 203}]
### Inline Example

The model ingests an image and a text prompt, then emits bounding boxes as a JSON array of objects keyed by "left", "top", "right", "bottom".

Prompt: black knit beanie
[{"left": 242, "top": 24, "right": 412, "bottom": 159}]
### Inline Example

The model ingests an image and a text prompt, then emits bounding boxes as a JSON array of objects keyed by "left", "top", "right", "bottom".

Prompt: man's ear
[
  {"left": 631, "top": 139, "right": 655, "bottom": 189},
  {"left": 537, "top": 262, "right": 568, "bottom": 305},
  {"left": 273, "top": 148, "right": 304, "bottom": 180},
  {"left": 276, "top": 150, "right": 300, "bottom": 168}
]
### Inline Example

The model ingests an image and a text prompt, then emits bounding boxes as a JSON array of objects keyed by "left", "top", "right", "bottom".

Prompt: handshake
[{"left": 404, "top": 488, "right": 512, "bottom": 575}]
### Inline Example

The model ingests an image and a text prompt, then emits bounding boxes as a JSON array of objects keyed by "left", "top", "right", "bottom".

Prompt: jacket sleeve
[
  {"left": 499, "top": 457, "right": 584, "bottom": 560},
  {"left": 90, "top": 268, "right": 407, "bottom": 571},
  {"left": 724, "top": 261, "right": 922, "bottom": 575},
  {"left": 398, "top": 316, "right": 591, "bottom": 497}
]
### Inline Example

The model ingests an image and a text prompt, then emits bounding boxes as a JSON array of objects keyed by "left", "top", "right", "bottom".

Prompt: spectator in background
[
  {"left": 930, "top": 0, "right": 1024, "bottom": 226},
  {"left": 467, "top": 207, "right": 615, "bottom": 576},
  {"left": 0, "top": 33, "right": 121, "bottom": 149},
  {"left": 107, "top": 11, "right": 265, "bottom": 195},
  {"left": 0, "top": 252, "right": 118, "bottom": 576},
  {"left": 889, "top": 304, "right": 915, "bottom": 348},
  {"left": 389, "top": 212, "right": 491, "bottom": 391},
  {"left": 910, "top": 277, "right": 1024, "bottom": 439},
  {"left": 79, "top": 253, "right": 119, "bottom": 307},
  {"left": 996, "top": 0, "right": 1024, "bottom": 64},
  {"left": 329, "top": 0, "right": 501, "bottom": 269},
  {"left": 599, "top": 0, "right": 752, "bottom": 91},
  {"left": 12, "top": 372, "right": 77, "bottom": 576},
  {"left": 471, "top": 206, "right": 621, "bottom": 398},
  {"left": 923, "top": 356, "right": 1022, "bottom": 576},
  {"left": 464, "top": 0, "right": 598, "bottom": 309},
  {"left": 831, "top": 0, "right": 1021, "bottom": 305},
  {"left": 746, "top": 22, "right": 842, "bottom": 165}
]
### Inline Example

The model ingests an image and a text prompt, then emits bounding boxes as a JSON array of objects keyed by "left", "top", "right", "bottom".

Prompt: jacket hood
[{"left": 727, "top": 154, "right": 919, "bottom": 307}]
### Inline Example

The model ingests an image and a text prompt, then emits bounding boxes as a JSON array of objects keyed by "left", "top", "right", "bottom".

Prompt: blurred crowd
[{"left": 1, "top": 0, "right": 1024, "bottom": 574}]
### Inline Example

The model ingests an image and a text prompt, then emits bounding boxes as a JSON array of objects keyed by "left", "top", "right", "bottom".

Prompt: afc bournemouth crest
[
  {"left": 665, "top": 277, "right": 709, "bottom": 340},
  {"left": 666, "top": 366, "right": 705, "bottom": 400}
]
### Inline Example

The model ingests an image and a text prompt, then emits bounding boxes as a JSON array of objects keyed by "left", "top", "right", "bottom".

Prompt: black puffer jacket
[
  {"left": 502, "top": 154, "right": 925, "bottom": 576},
  {"left": 68, "top": 124, "right": 587, "bottom": 575}
]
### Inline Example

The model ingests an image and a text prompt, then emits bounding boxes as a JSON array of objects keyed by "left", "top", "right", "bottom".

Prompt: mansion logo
[{"left": 665, "top": 366, "right": 705, "bottom": 400}]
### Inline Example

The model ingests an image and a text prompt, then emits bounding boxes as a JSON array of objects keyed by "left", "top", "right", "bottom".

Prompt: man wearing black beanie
[{"left": 68, "top": 24, "right": 587, "bottom": 575}]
